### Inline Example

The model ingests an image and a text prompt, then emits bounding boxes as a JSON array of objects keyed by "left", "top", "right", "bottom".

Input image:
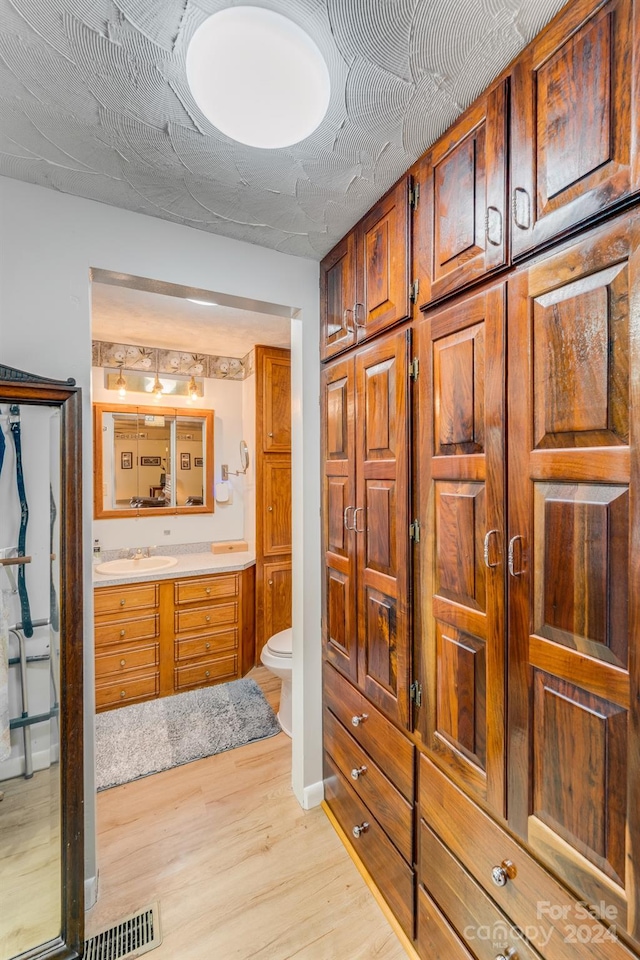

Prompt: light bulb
[
  {"left": 115, "top": 367, "right": 127, "bottom": 398},
  {"left": 152, "top": 375, "right": 164, "bottom": 400},
  {"left": 188, "top": 376, "right": 199, "bottom": 401}
]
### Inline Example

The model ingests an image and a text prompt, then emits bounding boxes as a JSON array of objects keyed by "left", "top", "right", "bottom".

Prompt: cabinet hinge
[
  {"left": 409, "top": 181, "right": 420, "bottom": 210},
  {"left": 410, "top": 681, "right": 422, "bottom": 707},
  {"left": 409, "top": 358, "right": 419, "bottom": 382},
  {"left": 409, "top": 279, "right": 420, "bottom": 303},
  {"left": 410, "top": 519, "right": 421, "bottom": 542}
]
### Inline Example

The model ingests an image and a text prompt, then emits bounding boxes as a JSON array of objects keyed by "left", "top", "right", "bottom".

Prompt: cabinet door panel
[
  {"left": 422, "top": 81, "right": 507, "bottom": 304},
  {"left": 263, "top": 355, "right": 291, "bottom": 452},
  {"left": 263, "top": 459, "right": 292, "bottom": 556},
  {"left": 356, "top": 178, "right": 411, "bottom": 341},
  {"left": 263, "top": 559, "right": 292, "bottom": 642},
  {"left": 356, "top": 330, "right": 411, "bottom": 727},
  {"left": 320, "top": 232, "right": 357, "bottom": 360},
  {"left": 507, "top": 214, "right": 640, "bottom": 943},
  {"left": 511, "top": 0, "right": 638, "bottom": 257},
  {"left": 416, "top": 284, "right": 506, "bottom": 815},
  {"left": 322, "top": 358, "right": 357, "bottom": 681}
]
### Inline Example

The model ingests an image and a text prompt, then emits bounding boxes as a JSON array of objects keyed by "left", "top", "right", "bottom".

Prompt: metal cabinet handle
[
  {"left": 205, "top": 615, "right": 211, "bottom": 622},
  {"left": 351, "top": 713, "right": 368, "bottom": 727},
  {"left": 495, "top": 950, "right": 518, "bottom": 960},
  {"left": 205, "top": 587, "right": 211, "bottom": 595},
  {"left": 120, "top": 659, "right": 126, "bottom": 667},
  {"left": 491, "top": 860, "right": 516, "bottom": 887},
  {"left": 267, "top": 505, "right": 273, "bottom": 512},
  {"left": 508, "top": 536, "right": 525, "bottom": 577},
  {"left": 343, "top": 506, "right": 355, "bottom": 531},
  {"left": 512, "top": 187, "right": 531, "bottom": 230},
  {"left": 353, "top": 506, "right": 365, "bottom": 533},
  {"left": 483, "top": 530, "right": 500, "bottom": 569},
  {"left": 268, "top": 579, "right": 273, "bottom": 585},
  {"left": 120, "top": 629, "right": 125, "bottom": 637},
  {"left": 120, "top": 690, "right": 126, "bottom": 699},
  {"left": 343, "top": 306, "right": 353, "bottom": 332},
  {"left": 352, "top": 822, "right": 369, "bottom": 838},
  {"left": 485, "top": 205, "right": 503, "bottom": 246},
  {"left": 268, "top": 432, "right": 273, "bottom": 437},
  {"left": 353, "top": 302, "right": 366, "bottom": 328},
  {"left": 205, "top": 670, "right": 210, "bottom": 678},
  {"left": 120, "top": 599, "right": 126, "bottom": 606},
  {"left": 205, "top": 642, "right": 211, "bottom": 650},
  {"left": 351, "top": 765, "right": 367, "bottom": 780}
]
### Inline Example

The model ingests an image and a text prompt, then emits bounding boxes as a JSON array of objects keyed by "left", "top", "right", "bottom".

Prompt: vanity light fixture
[
  {"left": 188, "top": 375, "right": 199, "bottom": 401},
  {"left": 151, "top": 356, "right": 164, "bottom": 400},
  {"left": 186, "top": 6, "right": 331, "bottom": 149},
  {"left": 115, "top": 364, "right": 127, "bottom": 398},
  {"left": 187, "top": 298, "right": 218, "bottom": 306}
]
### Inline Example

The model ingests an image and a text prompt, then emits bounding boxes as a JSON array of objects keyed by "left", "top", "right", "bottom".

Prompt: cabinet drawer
[
  {"left": 174, "top": 629, "right": 238, "bottom": 662},
  {"left": 95, "top": 583, "right": 158, "bottom": 618},
  {"left": 324, "top": 754, "right": 414, "bottom": 939},
  {"left": 419, "top": 820, "right": 544, "bottom": 960},
  {"left": 94, "top": 614, "right": 159, "bottom": 648},
  {"left": 417, "top": 884, "right": 473, "bottom": 960},
  {"left": 95, "top": 642, "right": 159, "bottom": 679},
  {"left": 174, "top": 655, "right": 237, "bottom": 691},
  {"left": 324, "top": 708, "right": 412, "bottom": 863},
  {"left": 174, "top": 574, "right": 239, "bottom": 605},
  {"left": 174, "top": 602, "right": 237, "bottom": 634},
  {"left": 419, "top": 755, "right": 627, "bottom": 960},
  {"left": 324, "top": 663, "right": 414, "bottom": 801},
  {"left": 96, "top": 673, "right": 159, "bottom": 710}
]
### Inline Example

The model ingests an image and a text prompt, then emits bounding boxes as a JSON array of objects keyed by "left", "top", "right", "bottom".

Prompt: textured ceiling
[{"left": 0, "top": 0, "right": 568, "bottom": 259}]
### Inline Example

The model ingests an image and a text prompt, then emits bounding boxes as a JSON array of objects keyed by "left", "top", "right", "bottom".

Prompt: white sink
[{"left": 95, "top": 555, "right": 178, "bottom": 575}]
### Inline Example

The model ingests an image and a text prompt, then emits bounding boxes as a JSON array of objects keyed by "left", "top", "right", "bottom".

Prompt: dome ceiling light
[{"left": 186, "top": 6, "right": 331, "bottom": 150}]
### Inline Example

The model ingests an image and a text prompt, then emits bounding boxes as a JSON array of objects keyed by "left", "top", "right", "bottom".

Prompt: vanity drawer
[
  {"left": 324, "top": 708, "right": 413, "bottom": 863},
  {"left": 417, "top": 884, "right": 473, "bottom": 960},
  {"left": 174, "top": 574, "right": 239, "bottom": 605},
  {"left": 94, "top": 614, "right": 159, "bottom": 648},
  {"left": 95, "top": 642, "right": 159, "bottom": 679},
  {"left": 174, "top": 628, "right": 238, "bottom": 662},
  {"left": 419, "top": 819, "right": 544, "bottom": 960},
  {"left": 419, "top": 755, "right": 627, "bottom": 960},
  {"left": 96, "top": 672, "right": 159, "bottom": 710},
  {"left": 95, "top": 583, "right": 159, "bottom": 618},
  {"left": 174, "top": 602, "right": 238, "bottom": 634},
  {"left": 174, "top": 654, "right": 237, "bottom": 691},
  {"left": 324, "top": 754, "right": 414, "bottom": 939},
  {"left": 324, "top": 663, "right": 414, "bottom": 801}
]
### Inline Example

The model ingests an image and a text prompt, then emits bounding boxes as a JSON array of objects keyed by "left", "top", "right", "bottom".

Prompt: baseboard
[
  {"left": 322, "top": 801, "right": 420, "bottom": 960},
  {"left": 302, "top": 779, "right": 324, "bottom": 809},
  {"left": 85, "top": 872, "right": 98, "bottom": 910},
  {"left": 0, "top": 746, "right": 57, "bottom": 782}
]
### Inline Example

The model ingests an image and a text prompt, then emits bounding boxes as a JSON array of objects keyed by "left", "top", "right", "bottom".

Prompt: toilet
[{"left": 260, "top": 627, "right": 292, "bottom": 737}]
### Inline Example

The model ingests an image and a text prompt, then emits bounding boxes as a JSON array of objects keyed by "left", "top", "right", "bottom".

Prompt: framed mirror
[
  {"left": 93, "top": 403, "right": 214, "bottom": 518},
  {"left": 0, "top": 364, "right": 83, "bottom": 960}
]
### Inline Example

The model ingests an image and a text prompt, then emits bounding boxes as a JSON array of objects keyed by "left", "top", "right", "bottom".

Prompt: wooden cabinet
[
  {"left": 320, "top": 178, "right": 413, "bottom": 361},
  {"left": 322, "top": 327, "right": 412, "bottom": 729},
  {"left": 510, "top": 0, "right": 639, "bottom": 258},
  {"left": 255, "top": 345, "right": 292, "bottom": 656},
  {"left": 419, "top": 80, "right": 508, "bottom": 304},
  {"left": 94, "top": 566, "right": 255, "bottom": 711}
]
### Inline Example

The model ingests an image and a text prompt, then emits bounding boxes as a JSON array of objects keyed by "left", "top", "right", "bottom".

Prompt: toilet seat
[{"left": 266, "top": 627, "right": 292, "bottom": 658}]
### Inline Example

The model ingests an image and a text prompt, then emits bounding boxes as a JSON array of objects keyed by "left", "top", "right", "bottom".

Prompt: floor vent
[{"left": 84, "top": 902, "right": 161, "bottom": 960}]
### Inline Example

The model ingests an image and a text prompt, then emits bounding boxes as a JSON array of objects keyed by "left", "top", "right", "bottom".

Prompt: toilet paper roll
[{"left": 215, "top": 481, "right": 230, "bottom": 503}]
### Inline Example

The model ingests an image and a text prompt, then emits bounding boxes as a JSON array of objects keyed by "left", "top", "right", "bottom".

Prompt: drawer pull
[
  {"left": 352, "top": 822, "right": 369, "bottom": 839},
  {"left": 120, "top": 690, "right": 126, "bottom": 698},
  {"left": 350, "top": 766, "right": 367, "bottom": 781},
  {"left": 120, "top": 599, "right": 126, "bottom": 606},
  {"left": 495, "top": 951, "right": 518, "bottom": 960},
  {"left": 120, "top": 659, "right": 126, "bottom": 667},
  {"left": 205, "top": 642, "right": 211, "bottom": 650},
  {"left": 205, "top": 670, "right": 210, "bottom": 678},
  {"left": 120, "top": 629, "right": 126, "bottom": 637},
  {"left": 205, "top": 615, "right": 211, "bottom": 622},
  {"left": 351, "top": 713, "right": 368, "bottom": 727},
  {"left": 205, "top": 587, "right": 211, "bottom": 595},
  {"left": 491, "top": 860, "right": 516, "bottom": 887}
]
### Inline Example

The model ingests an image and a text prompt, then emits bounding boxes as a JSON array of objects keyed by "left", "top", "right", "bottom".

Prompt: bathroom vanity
[{"left": 94, "top": 554, "right": 255, "bottom": 711}]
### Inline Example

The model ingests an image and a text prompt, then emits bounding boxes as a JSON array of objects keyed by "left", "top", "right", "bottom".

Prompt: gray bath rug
[{"left": 95, "top": 678, "right": 281, "bottom": 791}]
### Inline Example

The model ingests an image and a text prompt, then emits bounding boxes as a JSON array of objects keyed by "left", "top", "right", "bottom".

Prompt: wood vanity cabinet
[
  {"left": 510, "top": 0, "right": 639, "bottom": 258},
  {"left": 320, "top": 178, "right": 413, "bottom": 362},
  {"left": 94, "top": 566, "right": 255, "bottom": 711}
]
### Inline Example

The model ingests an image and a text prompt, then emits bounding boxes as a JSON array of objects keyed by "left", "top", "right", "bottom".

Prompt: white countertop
[{"left": 93, "top": 551, "right": 256, "bottom": 587}]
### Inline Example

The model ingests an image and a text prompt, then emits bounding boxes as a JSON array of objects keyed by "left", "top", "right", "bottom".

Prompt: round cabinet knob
[
  {"left": 205, "top": 615, "right": 211, "bottom": 622},
  {"left": 268, "top": 432, "right": 273, "bottom": 437},
  {"left": 495, "top": 951, "right": 518, "bottom": 960},
  {"left": 120, "top": 659, "right": 126, "bottom": 667},
  {"left": 205, "top": 587, "right": 211, "bottom": 595},
  {"left": 205, "top": 670, "right": 210, "bottom": 678},
  {"left": 268, "top": 579, "right": 273, "bottom": 585},
  {"left": 491, "top": 861, "right": 516, "bottom": 887},
  {"left": 120, "top": 629, "right": 125, "bottom": 637},
  {"left": 120, "top": 599, "right": 126, "bottom": 606},
  {"left": 351, "top": 766, "right": 367, "bottom": 781},
  {"left": 205, "top": 642, "right": 211, "bottom": 650},
  {"left": 120, "top": 690, "right": 126, "bottom": 698},
  {"left": 352, "top": 822, "right": 369, "bottom": 839},
  {"left": 351, "top": 713, "right": 368, "bottom": 727},
  {"left": 267, "top": 506, "right": 273, "bottom": 512}
]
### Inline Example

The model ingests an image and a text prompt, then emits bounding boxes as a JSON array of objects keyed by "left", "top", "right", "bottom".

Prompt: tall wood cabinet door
[
  {"left": 355, "top": 329, "right": 411, "bottom": 728},
  {"left": 320, "top": 232, "right": 357, "bottom": 361},
  {"left": 510, "top": 0, "right": 639, "bottom": 258},
  {"left": 415, "top": 284, "right": 506, "bottom": 816},
  {"left": 263, "top": 559, "right": 292, "bottom": 641},
  {"left": 261, "top": 352, "right": 291, "bottom": 452},
  {"left": 321, "top": 357, "right": 358, "bottom": 682},
  {"left": 356, "top": 178, "right": 411, "bottom": 343},
  {"left": 422, "top": 81, "right": 508, "bottom": 305},
  {"left": 262, "top": 458, "right": 292, "bottom": 557},
  {"left": 507, "top": 213, "right": 640, "bottom": 944}
]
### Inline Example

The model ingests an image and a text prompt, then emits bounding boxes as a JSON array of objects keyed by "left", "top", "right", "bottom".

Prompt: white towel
[{"left": 0, "top": 588, "right": 10, "bottom": 761}]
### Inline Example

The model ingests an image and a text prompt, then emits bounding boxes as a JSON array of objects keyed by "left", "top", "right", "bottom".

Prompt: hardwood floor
[{"left": 87, "top": 667, "right": 407, "bottom": 959}]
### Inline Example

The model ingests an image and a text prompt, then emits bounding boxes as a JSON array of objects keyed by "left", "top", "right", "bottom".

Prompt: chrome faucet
[{"left": 129, "top": 547, "right": 149, "bottom": 559}]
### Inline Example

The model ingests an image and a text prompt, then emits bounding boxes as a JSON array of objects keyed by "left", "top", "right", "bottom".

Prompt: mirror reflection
[
  {"left": 0, "top": 403, "right": 61, "bottom": 959},
  {"left": 94, "top": 403, "right": 213, "bottom": 517}
]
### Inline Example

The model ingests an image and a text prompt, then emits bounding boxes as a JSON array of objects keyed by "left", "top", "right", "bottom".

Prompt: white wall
[
  {"left": 0, "top": 177, "right": 321, "bottom": 896},
  {"left": 91, "top": 368, "right": 248, "bottom": 550},
  {"left": 241, "top": 372, "right": 256, "bottom": 551}
]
